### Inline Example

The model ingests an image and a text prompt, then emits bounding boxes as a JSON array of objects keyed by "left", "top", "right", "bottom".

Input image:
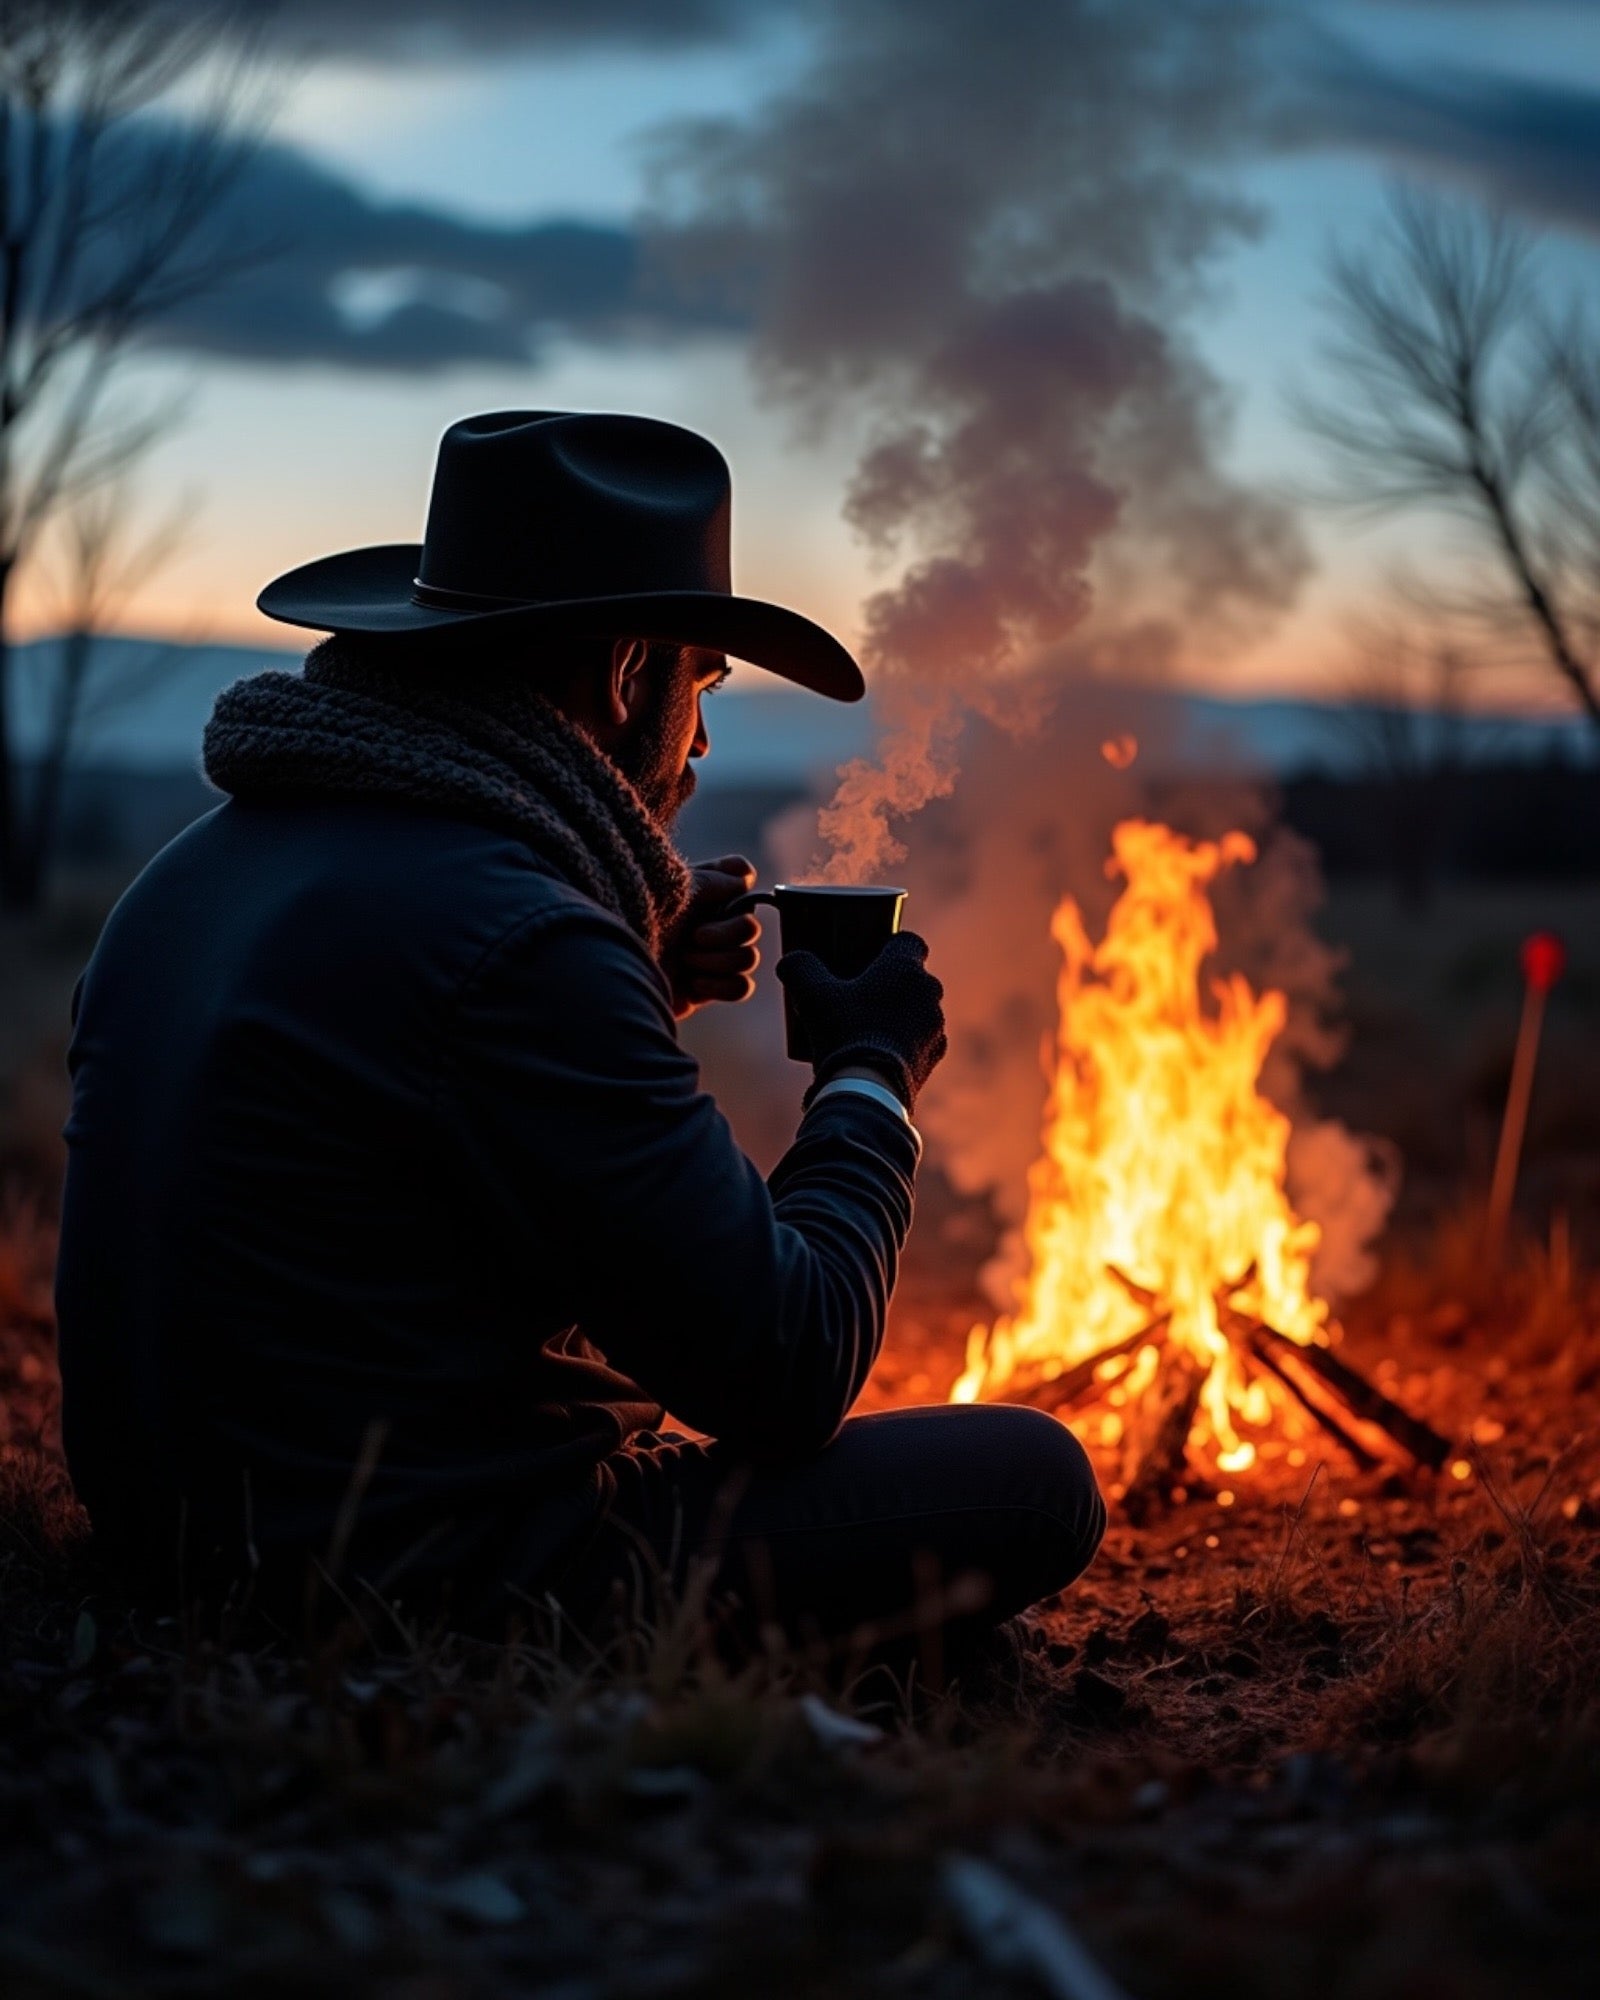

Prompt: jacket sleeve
[{"left": 439, "top": 903, "right": 921, "bottom": 1459}]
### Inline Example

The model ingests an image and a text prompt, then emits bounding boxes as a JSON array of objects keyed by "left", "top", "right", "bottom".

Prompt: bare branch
[
  {"left": 16, "top": 463, "right": 197, "bottom": 897},
  {"left": 1297, "top": 183, "right": 1600, "bottom": 727},
  {"left": 0, "top": 0, "right": 277, "bottom": 906}
]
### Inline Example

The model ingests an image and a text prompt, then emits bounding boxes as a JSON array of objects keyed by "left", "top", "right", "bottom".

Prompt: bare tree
[
  {"left": 17, "top": 473, "right": 194, "bottom": 902},
  {"left": 1299, "top": 186, "right": 1600, "bottom": 729},
  {"left": 0, "top": 0, "right": 271, "bottom": 908}
]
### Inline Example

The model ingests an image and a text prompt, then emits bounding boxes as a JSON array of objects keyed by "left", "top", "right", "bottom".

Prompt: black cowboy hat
[{"left": 257, "top": 409, "right": 864, "bottom": 703}]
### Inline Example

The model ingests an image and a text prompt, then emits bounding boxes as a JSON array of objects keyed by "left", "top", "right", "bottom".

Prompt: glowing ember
[{"left": 951, "top": 818, "right": 1328, "bottom": 1475}]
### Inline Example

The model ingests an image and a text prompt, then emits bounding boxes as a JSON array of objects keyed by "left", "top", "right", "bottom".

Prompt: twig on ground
[
  {"left": 944, "top": 1855, "right": 1133, "bottom": 2000},
  {"left": 1266, "top": 1464, "right": 1325, "bottom": 1609}
]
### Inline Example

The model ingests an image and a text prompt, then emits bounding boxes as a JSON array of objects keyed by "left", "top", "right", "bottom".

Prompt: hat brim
[{"left": 257, "top": 543, "right": 865, "bottom": 704}]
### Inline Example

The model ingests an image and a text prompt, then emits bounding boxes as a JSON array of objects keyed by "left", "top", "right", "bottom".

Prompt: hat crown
[
  {"left": 416, "top": 410, "right": 733, "bottom": 607},
  {"left": 254, "top": 406, "right": 864, "bottom": 700}
]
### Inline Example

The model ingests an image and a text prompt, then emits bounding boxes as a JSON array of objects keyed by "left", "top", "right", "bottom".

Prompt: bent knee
[
  {"left": 1022, "top": 1410, "right": 1107, "bottom": 1583},
  {"left": 978, "top": 1403, "right": 1100, "bottom": 1498},
  {"left": 957, "top": 1403, "right": 1107, "bottom": 1586}
]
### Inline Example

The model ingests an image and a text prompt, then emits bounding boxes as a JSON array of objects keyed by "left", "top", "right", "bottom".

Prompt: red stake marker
[{"left": 1487, "top": 930, "right": 1565, "bottom": 1258}]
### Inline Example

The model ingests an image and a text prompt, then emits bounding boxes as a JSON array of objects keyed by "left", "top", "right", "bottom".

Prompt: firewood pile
[{"left": 994, "top": 1265, "right": 1449, "bottom": 1522}]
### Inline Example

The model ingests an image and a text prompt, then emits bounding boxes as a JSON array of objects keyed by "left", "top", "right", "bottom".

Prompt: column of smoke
[{"left": 660, "top": 0, "right": 1394, "bottom": 1303}]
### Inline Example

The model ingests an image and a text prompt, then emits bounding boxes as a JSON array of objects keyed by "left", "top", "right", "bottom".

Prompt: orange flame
[{"left": 950, "top": 819, "right": 1326, "bottom": 1473}]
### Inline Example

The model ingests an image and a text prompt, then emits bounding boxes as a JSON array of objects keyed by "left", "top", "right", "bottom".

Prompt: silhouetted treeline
[{"left": 1282, "top": 754, "right": 1600, "bottom": 902}]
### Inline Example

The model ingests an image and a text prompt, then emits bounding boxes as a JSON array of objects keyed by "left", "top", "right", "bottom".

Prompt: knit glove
[{"left": 776, "top": 931, "right": 948, "bottom": 1113}]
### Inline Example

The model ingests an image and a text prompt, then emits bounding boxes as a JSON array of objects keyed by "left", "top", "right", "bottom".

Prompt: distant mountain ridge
[{"left": 10, "top": 631, "right": 1597, "bottom": 782}]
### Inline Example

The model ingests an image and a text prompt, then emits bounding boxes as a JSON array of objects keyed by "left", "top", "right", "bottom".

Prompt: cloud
[
  {"left": 108, "top": 4, "right": 1600, "bottom": 381},
  {"left": 1345, "top": 0, "right": 1598, "bottom": 11},
  {"left": 1293, "top": 47, "right": 1600, "bottom": 235},
  {"left": 236, "top": 0, "right": 779, "bottom": 57},
  {"left": 124, "top": 128, "right": 740, "bottom": 370}
]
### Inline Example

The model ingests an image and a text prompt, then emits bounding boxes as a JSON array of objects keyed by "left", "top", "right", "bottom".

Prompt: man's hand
[
  {"left": 664, "top": 855, "right": 762, "bottom": 1019},
  {"left": 776, "top": 931, "right": 947, "bottom": 1112}
]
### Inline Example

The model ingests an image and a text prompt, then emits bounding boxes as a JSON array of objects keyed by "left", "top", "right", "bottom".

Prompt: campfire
[{"left": 950, "top": 816, "right": 1446, "bottom": 1511}]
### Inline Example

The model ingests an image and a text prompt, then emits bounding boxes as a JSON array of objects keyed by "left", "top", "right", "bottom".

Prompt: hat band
[{"left": 411, "top": 577, "right": 538, "bottom": 612}]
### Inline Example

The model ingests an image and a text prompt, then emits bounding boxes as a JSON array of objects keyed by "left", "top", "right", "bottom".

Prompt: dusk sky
[{"left": 20, "top": 0, "right": 1600, "bottom": 712}]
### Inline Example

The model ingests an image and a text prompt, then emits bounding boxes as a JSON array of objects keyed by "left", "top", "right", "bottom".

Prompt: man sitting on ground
[{"left": 55, "top": 410, "right": 1105, "bottom": 1656}]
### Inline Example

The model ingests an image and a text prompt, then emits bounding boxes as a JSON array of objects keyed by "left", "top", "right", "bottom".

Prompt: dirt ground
[{"left": 3, "top": 1185, "right": 1598, "bottom": 2000}]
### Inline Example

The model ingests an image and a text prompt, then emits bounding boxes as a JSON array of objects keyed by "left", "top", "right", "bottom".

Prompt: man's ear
[{"left": 606, "top": 637, "right": 651, "bottom": 727}]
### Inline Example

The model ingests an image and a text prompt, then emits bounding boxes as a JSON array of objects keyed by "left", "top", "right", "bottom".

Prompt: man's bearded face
[{"left": 613, "top": 645, "right": 726, "bottom": 826}]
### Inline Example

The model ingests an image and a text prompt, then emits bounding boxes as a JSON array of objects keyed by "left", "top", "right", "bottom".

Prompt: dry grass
[{"left": 4, "top": 1193, "right": 1600, "bottom": 1997}]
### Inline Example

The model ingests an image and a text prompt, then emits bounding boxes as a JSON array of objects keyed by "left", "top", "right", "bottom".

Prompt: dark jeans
[{"left": 557, "top": 1404, "right": 1107, "bottom": 1672}]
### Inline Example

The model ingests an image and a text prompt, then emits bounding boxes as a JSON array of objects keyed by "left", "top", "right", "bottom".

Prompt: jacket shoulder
[
  {"left": 193, "top": 795, "right": 608, "bottom": 915},
  {"left": 103, "top": 796, "right": 647, "bottom": 1002}
]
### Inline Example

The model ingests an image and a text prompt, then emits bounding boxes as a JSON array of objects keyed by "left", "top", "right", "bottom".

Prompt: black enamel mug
[{"left": 725, "top": 882, "right": 908, "bottom": 1061}]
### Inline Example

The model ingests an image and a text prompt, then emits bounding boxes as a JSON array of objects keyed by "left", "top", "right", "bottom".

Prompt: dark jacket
[{"left": 55, "top": 799, "right": 920, "bottom": 1610}]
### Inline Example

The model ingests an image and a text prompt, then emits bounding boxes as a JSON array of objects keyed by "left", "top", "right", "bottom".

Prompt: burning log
[
  {"left": 1220, "top": 1306, "right": 1450, "bottom": 1473},
  {"left": 1235, "top": 1329, "right": 1380, "bottom": 1472},
  {"left": 1107, "top": 1266, "right": 1161, "bottom": 1313},
  {"left": 1003, "top": 1313, "right": 1172, "bottom": 1415},
  {"left": 1120, "top": 1346, "right": 1208, "bottom": 1523}
]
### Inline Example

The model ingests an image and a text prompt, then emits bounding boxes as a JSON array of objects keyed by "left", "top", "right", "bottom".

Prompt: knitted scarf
[{"left": 201, "top": 644, "right": 693, "bottom": 956}]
